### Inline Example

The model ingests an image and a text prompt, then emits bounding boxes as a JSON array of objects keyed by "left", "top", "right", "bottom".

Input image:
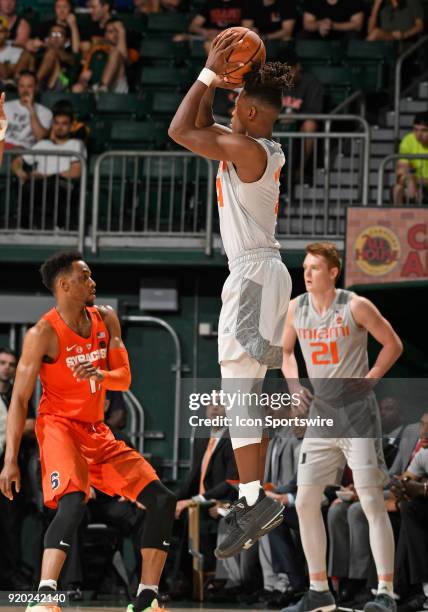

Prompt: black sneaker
[
  {"left": 364, "top": 593, "right": 397, "bottom": 612},
  {"left": 281, "top": 589, "right": 336, "bottom": 612},
  {"left": 127, "top": 589, "right": 160, "bottom": 612},
  {"left": 214, "top": 489, "right": 284, "bottom": 559}
]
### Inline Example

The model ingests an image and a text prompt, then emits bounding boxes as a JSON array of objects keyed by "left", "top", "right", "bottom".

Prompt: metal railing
[
  {"left": 1, "top": 149, "right": 87, "bottom": 252},
  {"left": 394, "top": 35, "right": 428, "bottom": 146},
  {"left": 274, "top": 114, "right": 370, "bottom": 238},
  {"left": 91, "top": 151, "right": 215, "bottom": 255},
  {"left": 377, "top": 153, "right": 428, "bottom": 206},
  {"left": 123, "top": 389, "right": 145, "bottom": 455}
]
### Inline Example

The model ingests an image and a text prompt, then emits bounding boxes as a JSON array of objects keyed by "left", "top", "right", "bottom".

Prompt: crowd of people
[{"left": 1, "top": 340, "right": 428, "bottom": 611}]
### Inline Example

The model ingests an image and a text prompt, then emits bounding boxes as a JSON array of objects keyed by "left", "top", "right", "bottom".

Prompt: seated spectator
[
  {"left": 393, "top": 112, "right": 428, "bottom": 205},
  {"left": 188, "top": 0, "right": 246, "bottom": 53},
  {"left": 134, "top": 0, "right": 183, "bottom": 12},
  {"left": 0, "top": 0, "right": 30, "bottom": 48},
  {"left": 0, "top": 19, "right": 22, "bottom": 82},
  {"left": 4, "top": 71, "right": 52, "bottom": 149},
  {"left": 303, "top": 0, "right": 364, "bottom": 39},
  {"left": 0, "top": 347, "right": 36, "bottom": 589},
  {"left": 367, "top": 0, "right": 424, "bottom": 42},
  {"left": 24, "top": 0, "right": 80, "bottom": 56},
  {"left": 79, "top": 0, "right": 114, "bottom": 55},
  {"left": 11, "top": 108, "right": 86, "bottom": 228},
  {"left": 242, "top": 0, "right": 296, "bottom": 42},
  {"left": 278, "top": 49, "right": 324, "bottom": 170},
  {"left": 73, "top": 18, "right": 133, "bottom": 93},
  {"left": 391, "top": 413, "right": 428, "bottom": 608},
  {"left": 50, "top": 99, "right": 90, "bottom": 144},
  {"left": 18, "top": 25, "right": 79, "bottom": 91}
]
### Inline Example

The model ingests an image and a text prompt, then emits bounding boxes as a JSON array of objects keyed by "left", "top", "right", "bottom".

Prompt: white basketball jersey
[
  {"left": 294, "top": 289, "right": 369, "bottom": 379},
  {"left": 216, "top": 137, "right": 285, "bottom": 261}
]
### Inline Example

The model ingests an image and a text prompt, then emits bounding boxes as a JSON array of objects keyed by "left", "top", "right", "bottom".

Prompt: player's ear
[{"left": 248, "top": 105, "right": 257, "bottom": 120}]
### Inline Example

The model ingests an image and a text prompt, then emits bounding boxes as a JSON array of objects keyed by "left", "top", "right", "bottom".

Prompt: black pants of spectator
[
  {"left": 268, "top": 506, "right": 307, "bottom": 591},
  {"left": 394, "top": 498, "right": 428, "bottom": 597},
  {"left": 18, "top": 176, "right": 79, "bottom": 231}
]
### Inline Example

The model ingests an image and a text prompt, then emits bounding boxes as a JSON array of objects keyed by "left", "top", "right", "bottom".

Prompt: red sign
[{"left": 345, "top": 208, "right": 428, "bottom": 286}]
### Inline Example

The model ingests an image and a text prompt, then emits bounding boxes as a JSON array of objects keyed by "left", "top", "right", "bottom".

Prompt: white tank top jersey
[
  {"left": 294, "top": 289, "right": 369, "bottom": 379},
  {"left": 216, "top": 137, "right": 285, "bottom": 261}
]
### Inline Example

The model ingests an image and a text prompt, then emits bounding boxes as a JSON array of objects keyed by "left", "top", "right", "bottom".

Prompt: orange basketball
[{"left": 222, "top": 27, "right": 266, "bottom": 86}]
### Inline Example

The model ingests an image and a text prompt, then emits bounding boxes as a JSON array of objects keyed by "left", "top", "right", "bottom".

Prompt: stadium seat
[
  {"left": 140, "top": 66, "right": 192, "bottom": 90},
  {"left": 305, "top": 65, "right": 353, "bottom": 87},
  {"left": 117, "top": 13, "right": 148, "bottom": 35},
  {"left": 146, "top": 13, "right": 190, "bottom": 36},
  {"left": 346, "top": 40, "right": 397, "bottom": 63},
  {"left": 40, "top": 92, "right": 96, "bottom": 119},
  {"left": 95, "top": 93, "right": 149, "bottom": 118},
  {"left": 295, "top": 39, "right": 344, "bottom": 63},
  {"left": 150, "top": 92, "right": 184, "bottom": 118},
  {"left": 109, "top": 120, "right": 168, "bottom": 148},
  {"left": 350, "top": 64, "right": 384, "bottom": 92},
  {"left": 140, "top": 39, "right": 188, "bottom": 64}
]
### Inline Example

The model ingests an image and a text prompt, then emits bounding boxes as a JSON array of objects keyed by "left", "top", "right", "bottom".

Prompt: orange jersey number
[{"left": 310, "top": 341, "right": 339, "bottom": 366}]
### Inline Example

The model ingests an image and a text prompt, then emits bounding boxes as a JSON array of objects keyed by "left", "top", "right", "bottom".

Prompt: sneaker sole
[
  {"left": 214, "top": 505, "right": 284, "bottom": 559},
  {"left": 306, "top": 605, "right": 336, "bottom": 612}
]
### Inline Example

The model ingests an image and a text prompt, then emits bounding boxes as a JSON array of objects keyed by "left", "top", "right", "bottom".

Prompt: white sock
[
  {"left": 377, "top": 581, "right": 394, "bottom": 596},
  {"left": 38, "top": 579, "right": 57, "bottom": 591},
  {"left": 310, "top": 579, "right": 329, "bottom": 592},
  {"left": 423, "top": 583, "right": 428, "bottom": 598},
  {"left": 137, "top": 584, "right": 159, "bottom": 597},
  {"left": 239, "top": 480, "right": 261, "bottom": 506}
]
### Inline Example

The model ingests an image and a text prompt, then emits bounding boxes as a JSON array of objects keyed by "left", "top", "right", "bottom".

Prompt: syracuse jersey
[{"left": 39, "top": 306, "right": 109, "bottom": 422}]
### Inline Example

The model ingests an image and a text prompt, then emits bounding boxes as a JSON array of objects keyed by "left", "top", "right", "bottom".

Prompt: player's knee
[
  {"left": 356, "top": 487, "right": 384, "bottom": 520},
  {"left": 137, "top": 479, "right": 176, "bottom": 517},
  {"left": 44, "top": 491, "right": 86, "bottom": 552}
]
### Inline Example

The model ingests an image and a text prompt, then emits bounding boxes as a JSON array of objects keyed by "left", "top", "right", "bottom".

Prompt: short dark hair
[
  {"left": 53, "top": 108, "right": 74, "bottom": 122},
  {"left": 18, "top": 70, "right": 37, "bottom": 83},
  {"left": 243, "top": 62, "right": 294, "bottom": 111},
  {"left": 414, "top": 112, "right": 428, "bottom": 127},
  {"left": 49, "top": 23, "right": 67, "bottom": 35},
  {"left": 40, "top": 251, "right": 83, "bottom": 293},
  {"left": 0, "top": 347, "right": 17, "bottom": 361},
  {"left": 99, "top": 0, "right": 113, "bottom": 10}
]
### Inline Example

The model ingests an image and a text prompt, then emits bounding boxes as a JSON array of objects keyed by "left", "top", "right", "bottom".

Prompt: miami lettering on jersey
[{"left": 296, "top": 325, "right": 350, "bottom": 340}]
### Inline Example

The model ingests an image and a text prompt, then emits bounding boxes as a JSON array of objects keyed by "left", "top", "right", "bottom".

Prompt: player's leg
[
  {"left": 282, "top": 439, "right": 344, "bottom": 612},
  {"left": 88, "top": 427, "right": 175, "bottom": 612},
  {"left": 29, "top": 416, "right": 90, "bottom": 611},
  {"left": 346, "top": 439, "right": 395, "bottom": 612}
]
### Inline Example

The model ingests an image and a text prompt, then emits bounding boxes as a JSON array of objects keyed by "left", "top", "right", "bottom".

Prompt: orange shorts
[{"left": 36, "top": 414, "right": 158, "bottom": 509}]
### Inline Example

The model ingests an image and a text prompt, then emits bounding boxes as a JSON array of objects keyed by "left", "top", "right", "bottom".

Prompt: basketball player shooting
[
  {"left": 169, "top": 29, "right": 293, "bottom": 559},
  {"left": 281, "top": 243, "right": 403, "bottom": 612},
  {"left": 0, "top": 252, "right": 176, "bottom": 612},
  {"left": 0, "top": 91, "right": 6, "bottom": 165}
]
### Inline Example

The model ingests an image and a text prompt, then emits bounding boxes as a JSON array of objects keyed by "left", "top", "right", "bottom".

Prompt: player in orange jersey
[
  {"left": 0, "top": 91, "right": 6, "bottom": 165},
  {"left": 0, "top": 251, "right": 176, "bottom": 612}
]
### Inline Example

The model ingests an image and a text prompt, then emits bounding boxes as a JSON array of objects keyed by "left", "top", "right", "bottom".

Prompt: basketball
[{"left": 221, "top": 26, "right": 266, "bottom": 86}]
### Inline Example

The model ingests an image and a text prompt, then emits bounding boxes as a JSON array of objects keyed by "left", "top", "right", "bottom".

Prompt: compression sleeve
[{"left": 99, "top": 347, "right": 131, "bottom": 391}]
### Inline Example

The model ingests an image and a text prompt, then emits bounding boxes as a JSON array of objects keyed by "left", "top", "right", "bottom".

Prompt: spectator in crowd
[
  {"left": 29, "top": 0, "right": 80, "bottom": 55},
  {"left": 278, "top": 49, "right": 324, "bottom": 171},
  {"left": 80, "top": 0, "right": 114, "bottom": 54},
  {"left": 51, "top": 98, "right": 90, "bottom": 143},
  {"left": 11, "top": 108, "right": 86, "bottom": 228},
  {"left": 0, "top": 20, "right": 22, "bottom": 82},
  {"left": 4, "top": 71, "right": 52, "bottom": 149},
  {"left": 0, "top": 347, "right": 35, "bottom": 589},
  {"left": 18, "top": 24, "right": 79, "bottom": 91},
  {"left": 302, "top": 0, "right": 365, "bottom": 39},
  {"left": 134, "top": 0, "right": 183, "bottom": 12},
  {"left": 393, "top": 112, "right": 428, "bottom": 205},
  {"left": 169, "top": 396, "right": 239, "bottom": 598},
  {"left": 0, "top": 0, "right": 30, "bottom": 47},
  {"left": 242, "top": 0, "right": 297, "bottom": 42},
  {"left": 73, "top": 18, "right": 132, "bottom": 93},
  {"left": 391, "top": 412, "right": 428, "bottom": 609},
  {"left": 188, "top": 0, "right": 246, "bottom": 53},
  {"left": 367, "top": 0, "right": 424, "bottom": 42},
  {"left": 327, "top": 400, "right": 418, "bottom": 609}
]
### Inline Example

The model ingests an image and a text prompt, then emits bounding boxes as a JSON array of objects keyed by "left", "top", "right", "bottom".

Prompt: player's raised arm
[
  {"left": 0, "top": 322, "right": 50, "bottom": 499},
  {"left": 351, "top": 296, "right": 403, "bottom": 380}
]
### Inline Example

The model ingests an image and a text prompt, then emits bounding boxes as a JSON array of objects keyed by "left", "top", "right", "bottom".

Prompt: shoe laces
[{"left": 225, "top": 497, "right": 247, "bottom": 526}]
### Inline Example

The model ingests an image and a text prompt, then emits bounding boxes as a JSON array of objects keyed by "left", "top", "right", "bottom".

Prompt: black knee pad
[
  {"left": 44, "top": 491, "right": 86, "bottom": 552},
  {"left": 137, "top": 480, "right": 176, "bottom": 552}
]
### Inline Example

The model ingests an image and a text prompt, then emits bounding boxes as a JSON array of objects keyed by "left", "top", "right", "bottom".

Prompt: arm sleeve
[{"left": 100, "top": 347, "right": 131, "bottom": 391}]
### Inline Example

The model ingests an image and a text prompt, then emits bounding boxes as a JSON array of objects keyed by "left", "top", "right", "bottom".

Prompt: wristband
[
  {"left": 0, "top": 119, "right": 7, "bottom": 141},
  {"left": 198, "top": 67, "right": 216, "bottom": 87}
]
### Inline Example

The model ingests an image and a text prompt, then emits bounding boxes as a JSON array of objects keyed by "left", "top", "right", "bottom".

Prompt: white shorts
[
  {"left": 218, "top": 248, "right": 292, "bottom": 368},
  {"left": 297, "top": 436, "right": 389, "bottom": 488}
]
